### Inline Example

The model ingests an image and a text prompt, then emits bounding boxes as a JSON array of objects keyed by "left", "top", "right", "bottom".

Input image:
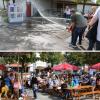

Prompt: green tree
[
  {"left": 96, "top": 0, "right": 100, "bottom": 4},
  {"left": 64, "top": 52, "right": 100, "bottom": 66},
  {"left": 15, "top": 53, "right": 36, "bottom": 78},
  {"left": 0, "top": 52, "right": 36, "bottom": 78},
  {"left": 2, "top": 0, "right": 5, "bottom": 9},
  {"left": 2, "top": 0, "right": 10, "bottom": 9},
  {"left": 40, "top": 52, "right": 65, "bottom": 67}
]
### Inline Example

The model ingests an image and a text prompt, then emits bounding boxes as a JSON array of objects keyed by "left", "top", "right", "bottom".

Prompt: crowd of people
[
  {"left": 25, "top": 70, "right": 100, "bottom": 99},
  {"left": 0, "top": 69, "right": 100, "bottom": 99},
  {"left": 64, "top": 6, "right": 100, "bottom": 50},
  {"left": 0, "top": 72, "right": 25, "bottom": 99}
]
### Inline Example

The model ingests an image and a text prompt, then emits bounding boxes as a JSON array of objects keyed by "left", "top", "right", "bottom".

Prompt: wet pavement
[{"left": 0, "top": 17, "right": 88, "bottom": 51}]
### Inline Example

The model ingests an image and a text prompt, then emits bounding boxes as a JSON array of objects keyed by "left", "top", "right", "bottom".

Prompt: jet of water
[{"left": 31, "top": 0, "right": 66, "bottom": 28}]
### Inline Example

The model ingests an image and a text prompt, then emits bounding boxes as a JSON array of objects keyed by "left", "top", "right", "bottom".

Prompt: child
[{"left": 0, "top": 81, "right": 9, "bottom": 98}]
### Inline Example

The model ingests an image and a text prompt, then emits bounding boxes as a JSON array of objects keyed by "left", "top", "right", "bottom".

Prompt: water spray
[{"left": 31, "top": 0, "right": 66, "bottom": 29}]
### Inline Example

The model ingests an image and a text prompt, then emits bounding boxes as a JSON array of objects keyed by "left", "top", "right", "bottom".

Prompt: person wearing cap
[{"left": 70, "top": 9, "right": 87, "bottom": 47}]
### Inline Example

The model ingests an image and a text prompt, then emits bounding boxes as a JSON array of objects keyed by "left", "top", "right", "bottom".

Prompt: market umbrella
[
  {"left": 52, "top": 65, "right": 63, "bottom": 71},
  {"left": 52, "top": 63, "right": 79, "bottom": 71},
  {"left": 72, "top": 65, "right": 80, "bottom": 71},
  {"left": 9, "top": 63, "right": 22, "bottom": 67},
  {"left": 62, "top": 63, "right": 79, "bottom": 71},
  {"left": 0, "top": 64, "right": 6, "bottom": 70},
  {"left": 90, "top": 63, "right": 100, "bottom": 70}
]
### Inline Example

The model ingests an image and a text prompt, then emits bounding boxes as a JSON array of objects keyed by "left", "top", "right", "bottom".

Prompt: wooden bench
[
  {"left": 65, "top": 85, "right": 100, "bottom": 100},
  {"left": 73, "top": 90, "right": 100, "bottom": 100}
]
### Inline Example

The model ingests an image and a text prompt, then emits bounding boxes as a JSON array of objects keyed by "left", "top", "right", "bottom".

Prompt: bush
[{"left": 0, "top": 9, "right": 8, "bottom": 23}]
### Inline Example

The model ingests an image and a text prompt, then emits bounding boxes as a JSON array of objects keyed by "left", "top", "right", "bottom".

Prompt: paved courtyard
[
  {"left": 0, "top": 17, "right": 88, "bottom": 51},
  {"left": 25, "top": 89, "right": 98, "bottom": 100},
  {"left": 25, "top": 89, "right": 61, "bottom": 100}
]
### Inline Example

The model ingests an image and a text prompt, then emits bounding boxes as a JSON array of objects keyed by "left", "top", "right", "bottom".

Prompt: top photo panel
[{"left": 0, "top": 0, "right": 100, "bottom": 51}]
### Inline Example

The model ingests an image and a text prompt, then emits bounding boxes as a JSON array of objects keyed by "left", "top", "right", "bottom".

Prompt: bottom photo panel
[{"left": 0, "top": 52, "right": 100, "bottom": 100}]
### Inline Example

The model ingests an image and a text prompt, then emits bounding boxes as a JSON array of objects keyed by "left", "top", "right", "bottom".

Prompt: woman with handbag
[{"left": 89, "top": 7, "right": 100, "bottom": 50}]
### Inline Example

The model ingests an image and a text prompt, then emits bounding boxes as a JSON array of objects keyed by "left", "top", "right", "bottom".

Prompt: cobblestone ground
[{"left": 0, "top": 17, "right": 89, "bottom": 51}]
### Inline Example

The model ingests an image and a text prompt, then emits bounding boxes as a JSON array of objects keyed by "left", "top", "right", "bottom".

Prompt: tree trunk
[
  {"left": 21, "top": 61, "right": 24, "bottom": 79},
  {"left": 51, "top": 62, "right": 54, "bottom": 67},
  {"left": 82, "top": 0, "right": 86, "bottom": 14},
  {"left": 13, "top": 0, "right": 15, "bottom": 3},
  {"left": 3, "top": 0, "right": 5, "bottom": 9}
]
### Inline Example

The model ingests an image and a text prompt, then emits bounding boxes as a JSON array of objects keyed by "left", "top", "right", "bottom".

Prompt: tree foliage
[
  {"left": 0, "top": 53, "right": 36, "bottom": 64},
  {"left": 96, "top": 0, "right": 100, "bottom": 4},
  {"left": 0, "top": 52, "right": 100, "bottom": 69},
  {"left": 40, "top": 52, "right": 65, "bottom": 67},
  {"left": 0, "top": 52, "right": 36, "bottom": 78},
  {"left": 2, "top": 0, "right": 10, "bottom": 9},
  {"left": 64, "top": 52, "right": 100, "bottom": 66}
]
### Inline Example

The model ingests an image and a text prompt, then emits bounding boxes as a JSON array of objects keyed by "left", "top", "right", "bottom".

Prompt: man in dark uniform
[{"left": 31, "top": 75, "right": 38, "bottom": 99}]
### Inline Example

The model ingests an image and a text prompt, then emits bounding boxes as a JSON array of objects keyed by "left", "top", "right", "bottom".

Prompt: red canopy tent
[
  {"left": 0, "top": 64, "right": 6, "bottom": 70},
  {"left": 90, "top": 63, "right": 100, "bottom": 70},
  {"left": 52, "top": 63, "right": 79, "bottom": 71},
  {"left": 52, "top": 65, "right": 63, "bottom": 71}
]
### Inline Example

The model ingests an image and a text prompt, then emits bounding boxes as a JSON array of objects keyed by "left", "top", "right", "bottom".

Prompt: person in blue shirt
[
  {"left": 4, "top": 73, "right": 14, "bottom": 95},
  {"left": 73, "top": 76, "right": 79, "bottom": 86},
  {"left": 4, "top": 75, "right": 12, "bottom": 89}
]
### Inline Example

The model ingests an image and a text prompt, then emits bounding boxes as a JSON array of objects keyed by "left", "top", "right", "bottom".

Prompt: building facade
[{"left": 1, "top": 0, "right": 99, "bottom": 18}]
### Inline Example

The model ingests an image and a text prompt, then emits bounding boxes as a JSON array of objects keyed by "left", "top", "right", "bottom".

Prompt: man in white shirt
[
  {"left": 64, "top": 6, "right": 71, "bottom": 19},
  {"left": 89, "top": 7, "right": 100, "bottom": 50}
]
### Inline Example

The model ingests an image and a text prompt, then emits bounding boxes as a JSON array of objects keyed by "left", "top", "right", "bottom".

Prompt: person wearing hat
[{"left": 69, "top": 8, "right": 87, "bottom": 47}]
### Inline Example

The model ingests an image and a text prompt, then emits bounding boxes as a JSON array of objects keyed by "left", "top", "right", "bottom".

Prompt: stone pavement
[
  {"left": 25, "top": 88, "right": 98, "bottom": 100},
  {"left": 0, "top": 17, "right": 89, "bottom": 51},
  {"left": 25, "top": 89, "right": 61, "bottom": 100}
]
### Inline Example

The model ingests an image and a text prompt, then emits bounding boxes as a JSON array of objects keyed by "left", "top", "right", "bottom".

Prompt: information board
[{"left": 8, "top": 3, "right": 24, "bottom": 23}]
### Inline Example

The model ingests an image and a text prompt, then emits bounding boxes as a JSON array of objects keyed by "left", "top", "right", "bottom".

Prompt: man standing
[
  {"left": 89, "top": 7, "right": 100, "bottom": 50},
  {"left": 31, "top": 75, "right": 38, "bottom": 99},
  {"left": 70, "top": 9, "right": 87, "bottom": 47},
  {"left": 64, "top": 6, "right": 71, "bottom": 19},
  {"left": 87, "top": 6, "right": 97, "bottom": 50}
]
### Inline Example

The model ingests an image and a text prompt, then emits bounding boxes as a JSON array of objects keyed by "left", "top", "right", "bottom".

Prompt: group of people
[
  {"left": 65, "top": 6, "right": 100, "bottom": 50},
  {"left": 25, "top": 70, "right": 100, "bottom": 99},
  {"left": 0, "top": 69, "right": 100, "bottom": 99},
  {"left": 0, "top": 72, "right": 24, "bottom": 99}
]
